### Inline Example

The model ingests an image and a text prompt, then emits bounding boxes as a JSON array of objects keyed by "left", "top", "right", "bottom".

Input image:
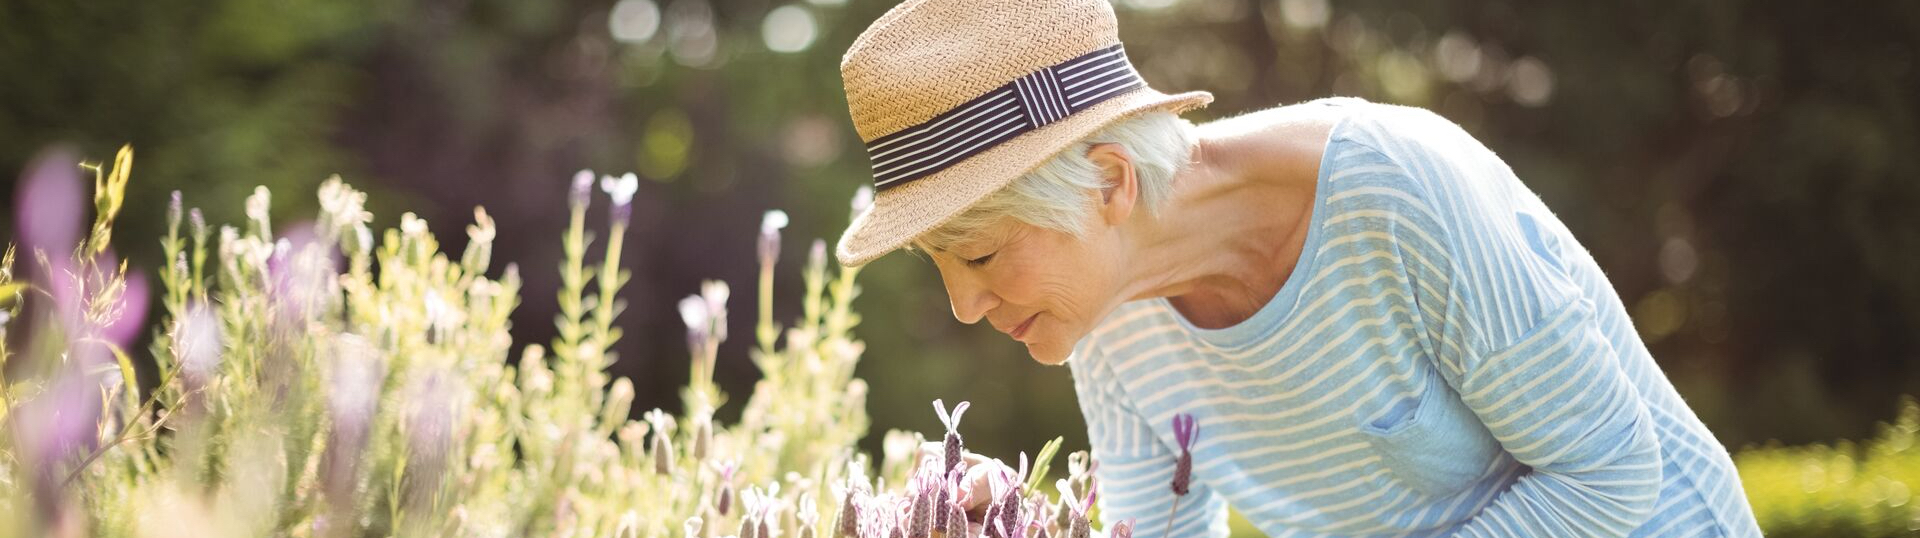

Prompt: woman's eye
[{"left": 964, "top": 253, "right": 996, "bottom": 267}]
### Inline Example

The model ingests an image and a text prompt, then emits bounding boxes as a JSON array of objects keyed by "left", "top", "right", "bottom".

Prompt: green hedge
[{"left": 1738, "top": 396, "right": 1920, "bottom": 537}]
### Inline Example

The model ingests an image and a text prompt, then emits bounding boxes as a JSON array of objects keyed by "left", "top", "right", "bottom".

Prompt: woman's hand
[{"left": 912, "top": 441, "right": 1013, "bottom": 516}]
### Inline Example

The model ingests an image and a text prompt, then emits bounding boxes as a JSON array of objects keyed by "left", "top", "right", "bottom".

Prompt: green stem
[
  {"left": 1164, "top": 495, "right": 1183, "bottom": 538},
  {"left": 757, "top": 264, "right": 776, "bottom": 355}
]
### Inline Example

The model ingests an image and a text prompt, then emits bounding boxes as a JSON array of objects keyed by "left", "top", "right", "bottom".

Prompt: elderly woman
[{"left": 834, "top": 0, "right": 1762, "bottom": 537}]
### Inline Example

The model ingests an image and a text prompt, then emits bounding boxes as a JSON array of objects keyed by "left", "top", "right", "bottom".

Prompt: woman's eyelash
[{"left": 964, "top": 253, "right": 995, "bottom": 267}]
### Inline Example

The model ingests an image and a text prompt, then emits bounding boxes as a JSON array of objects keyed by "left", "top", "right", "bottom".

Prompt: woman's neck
[{"left": 1119, "top": 115, "right": 1333, "bottom": 328}]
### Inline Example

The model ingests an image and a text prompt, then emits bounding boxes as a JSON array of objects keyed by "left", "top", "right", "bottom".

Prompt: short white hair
[{"left": 919, "top": 110, "right": 1196, "bottom": 251}]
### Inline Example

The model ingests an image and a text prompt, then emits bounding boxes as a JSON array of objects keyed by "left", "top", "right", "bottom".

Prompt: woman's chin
[{"left": 1023, "top": 339, "right": 1072, "bottom": 365}]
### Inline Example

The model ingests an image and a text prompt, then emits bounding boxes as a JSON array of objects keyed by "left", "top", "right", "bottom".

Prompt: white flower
[
  {"left": 401, "top": 212, "right": 429, "bottom": 237},
  {"left": 467, "top": 207, "right": 496, "bottom": 244},
  {"left": 678, "top": 295, "right": 708, "bottom": 337},
  {"left": 760, "top": 210, "right": 789, "bottom": 235},
  {"left": 328, "top": 334, "right": 385, "bottom": 429},
  {"left": 601, "top": 172, "right": 640, "bottom": 207},
  {"left": 850, "top": 185, "right": 874, "bottom": 217},
  {"left": 700, "top": 280, "right": 729, "bottom": 342},
  {"left": 245, "top": 186, "right": 272, "bottom": 225}
]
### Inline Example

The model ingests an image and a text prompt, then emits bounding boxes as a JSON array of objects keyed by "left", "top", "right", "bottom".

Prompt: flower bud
[
  {"left": 653, "top": 433, "right": 676, "bottom": 475},
  {"left": 944, "top": 501, "right": 967, "bottom": 538},
  {"left": 834, "top": 487, "right": 859, "bottom": 538},
  {"left": 682, "top": 517, "right": 703, "bottom": 538},
  {"left": 602, "top": 378, "right": 635, "bottom": 429},
  {"left": 692, "top": 416, "right": 712, "bottom": 461},
  {"left": 570, "top": 169, "right": 595, "bottom": 209},
  {"left": 167, "top": 191, "right": 183, "bottom": 232},
  {"left": 758, "top": 210, "right": 789, "bottom": 268}
]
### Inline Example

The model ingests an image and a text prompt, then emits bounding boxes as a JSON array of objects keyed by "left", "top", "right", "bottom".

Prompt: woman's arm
[
  {"left": 1441, "top": 299, "right": 1663, "bottom": 537},
  {"left": 1349, "top": 108, "right": 1664, "bottom": 536}
]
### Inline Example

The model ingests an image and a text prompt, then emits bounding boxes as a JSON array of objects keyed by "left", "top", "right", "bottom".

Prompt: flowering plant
[{"left": 0, "top": 149, "right": 1127, "bottom": 538}]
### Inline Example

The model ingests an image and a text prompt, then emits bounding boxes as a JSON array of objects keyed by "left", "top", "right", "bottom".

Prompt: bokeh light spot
[
  {"left": 638, "top": 108, "right": 694, "bottom": 180},
  {"left": 1279, "top": 0, "right": 1330, "bottom": 30},
  {"left": 1434, "top": 31, "right": 1481, "bottom": 83},
  {"left": 609, "top": 0, "right": 661, "bottom": 43},
  {"left": 1660, "top": 236, "right": 1700, "bottom": 284},
  {"left": 1376, "top": 50, "right": 1431, "bottom": 103},
  {"left": 1507, "top": 56, "right": 1555, "bottom": 107},
  {"left": 1635, "top": 288, "right": 1688, "bottom": 341},
  {"left": 762, "top": 5, "right": 818, "bottom": 54}
]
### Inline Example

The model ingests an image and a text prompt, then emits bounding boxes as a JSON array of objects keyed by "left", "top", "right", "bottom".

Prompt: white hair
[{"left": 919, "top": 110, "right": 1197, "bottom": 251}]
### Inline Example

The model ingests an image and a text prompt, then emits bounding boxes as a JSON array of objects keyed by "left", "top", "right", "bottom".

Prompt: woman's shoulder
[{"left": 1319, "top": 98, "right": 1502, "bottom": 172}]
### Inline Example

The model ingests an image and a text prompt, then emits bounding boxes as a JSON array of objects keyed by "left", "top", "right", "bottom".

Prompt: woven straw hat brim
[{"left": 836, "top": 86, "right": 1212, "bottom": 266}]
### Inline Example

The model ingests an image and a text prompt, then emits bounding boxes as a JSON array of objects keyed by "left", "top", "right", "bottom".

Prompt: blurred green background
[{"left": 2, "top": 0, "right": 1917, "bottom": 532}]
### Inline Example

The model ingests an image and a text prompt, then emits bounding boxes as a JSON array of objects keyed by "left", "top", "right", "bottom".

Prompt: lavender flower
[
  {"left": 834, "top": 480, "right": 860, "bottom": 538},
  {"left": 997, "top": 484, "right": 1021, "bottom": 538},
  {"left": 943, "top": 496, "right": 968, "bottom": 538},
  {"left": 177, "top": 302, "right": 222, "bottom": 382},
  {"left": 908, "top": 483, "right": 933, "bottom": 538},
  {"left": 646, "top": 409, "right": 678, "bottom": 475},
  {"left": 1108, "top": 519, "right": 1135, "bottom": 538},
  {"left": 15, "top": 146, "right": 84, "bottom": 255},
  {"left": 714, "top": 460, "right": 737, "bottom": 516},
  {"left": 1163, "top": 413, "right": 1201, "bottom": 538},
  {"left": 691, "top": 415, "right": 712, "bottom": 461},
  {"left": 740, "top": 513, "right": 760, "bottom": 538},
  {"left": 189, "top": 207, "right": 207, "bottom": 242},
  {"left": 602, "top": 172, "right": 639, "bottom": 224},
  {"left": 808, "top": 238, "right": 828, "bottom": 279},
  {"left": 570, "top": 169, "right": 595, "bottom": 209},
  {"left": 245, "top": 186, "right": 272, "bottom": 235},
  {"left": 682, "top": 516, "right": 702, "bottom": 538},
  {"left": 678, "top": 295, "right": 710, "bottom": 349},
  {"left": 168, "top": 190, "right": 183, "bottom": 231},
  {"left": 933, "top": 399, "right": 971, "bottom": 475},
  {"left": 758, "top": 209, "right": 789, "bottom": 268},
  {"left": 1058, "top": 473, "right": 1097, "bottom": 538},
  {"left": 701, "top": 280, "right": 730, "bottom": 343},
  {"left": 1170, "top": 413, "right": 1200, "bottom": 496},
  {"left": 798, "top": 492, "right": 820, "bottom": 538},
  {"left": 850, "top": 185, "right": 874, "bottom": 221}
]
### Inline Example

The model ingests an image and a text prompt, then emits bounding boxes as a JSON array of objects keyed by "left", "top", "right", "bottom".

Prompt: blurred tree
[{"left": 0, "top": 0, "right": 401, "bottom": 247}]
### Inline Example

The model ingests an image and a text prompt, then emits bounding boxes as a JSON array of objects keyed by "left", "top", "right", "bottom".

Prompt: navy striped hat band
[{"left": 865, "top": 44, "right": 1147, "bottom": 191}]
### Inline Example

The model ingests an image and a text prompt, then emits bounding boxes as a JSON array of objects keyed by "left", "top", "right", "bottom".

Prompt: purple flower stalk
[
  {"left": 715, "top": 461, "right": 737, "bottom": 516},
  {"left": 1170, "top": 413, "right": 1200, "bottom": 496},
  {"left": 933, "top": 399, "right": 970, "bottom": 476},
  {"left": 1164, "top": 413, "right": 1201, "bottom": 538}
]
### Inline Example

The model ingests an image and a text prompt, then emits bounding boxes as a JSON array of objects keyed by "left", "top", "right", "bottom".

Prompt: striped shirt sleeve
[
  {"left": 1357, "top": 111, "right": 1664, "bottom": 537},
  {"left": 1069, "top": 342, "right": 1230, "bottom": 538}
]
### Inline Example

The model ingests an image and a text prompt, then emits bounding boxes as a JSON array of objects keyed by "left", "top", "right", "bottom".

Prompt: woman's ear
[{"left": 1086, "top": 143, "right": 1138, "bottom": 227}]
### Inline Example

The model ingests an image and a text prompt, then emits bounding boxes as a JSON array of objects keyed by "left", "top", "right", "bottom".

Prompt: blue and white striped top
[{"left": 1067, "top": 98, "right": 1762, "bottom": 537}]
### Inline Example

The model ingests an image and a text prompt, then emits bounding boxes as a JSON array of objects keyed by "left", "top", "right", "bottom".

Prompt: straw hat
[{"left": 834, "top": 0, "right": 1212, "bottom": 266}]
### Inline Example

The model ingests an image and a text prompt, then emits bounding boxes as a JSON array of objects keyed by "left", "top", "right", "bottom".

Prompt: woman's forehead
[{"left": 917, "top": 218, "right": 1015, "bottom": 253}]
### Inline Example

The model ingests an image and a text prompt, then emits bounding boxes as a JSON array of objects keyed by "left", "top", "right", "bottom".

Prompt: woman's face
[{"left": 923, "top": 215, "right": 1124, "bottom": 365}]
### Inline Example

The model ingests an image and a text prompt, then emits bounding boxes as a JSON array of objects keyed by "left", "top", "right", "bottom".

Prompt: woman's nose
[{"left": 943, "top": 272, "right": 1000, "bottom": 325}]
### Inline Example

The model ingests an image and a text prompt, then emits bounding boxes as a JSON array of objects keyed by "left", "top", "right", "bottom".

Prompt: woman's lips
[{"left": 1009, "top": 313, "right": 1039, "bottom": 341}]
